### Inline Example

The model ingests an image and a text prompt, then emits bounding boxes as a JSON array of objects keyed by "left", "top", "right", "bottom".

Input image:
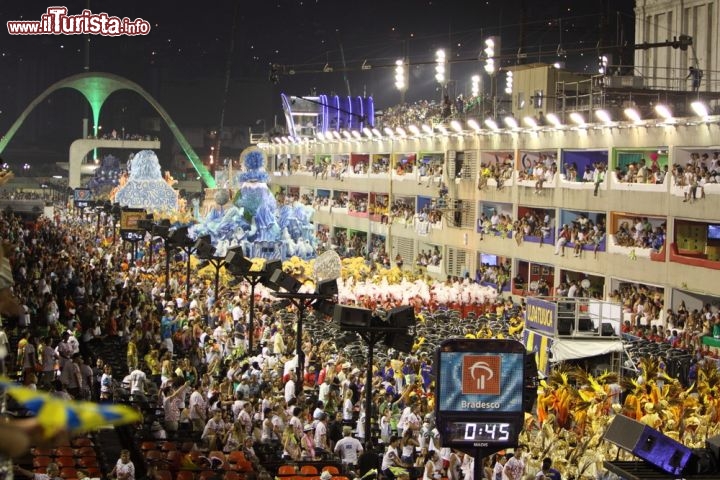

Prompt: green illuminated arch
[{"left": 0, "top": 72, "right": 216, "bottom": 187}]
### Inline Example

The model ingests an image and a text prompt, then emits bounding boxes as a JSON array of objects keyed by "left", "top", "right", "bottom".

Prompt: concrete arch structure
[
  {"left": 66, "top": 138, "right": 161, "bottom": 188},
  {"left": 0, "top": 72, "right": 216, "bottom": 187}
]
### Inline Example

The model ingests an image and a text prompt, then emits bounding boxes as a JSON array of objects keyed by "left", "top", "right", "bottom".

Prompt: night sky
[{"left": 0, "top": 0, "right": 634, "bottom": 165}]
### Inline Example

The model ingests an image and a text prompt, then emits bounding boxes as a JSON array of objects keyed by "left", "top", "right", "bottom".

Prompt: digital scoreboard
[
  {"left": 435, "top": 339, "right": 526, "bottom": 450},
  {"left": 73, "top": 188, "right": 92, "bottom": 209}
]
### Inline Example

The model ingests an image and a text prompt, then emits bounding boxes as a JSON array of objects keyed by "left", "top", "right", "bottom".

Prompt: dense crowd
[
  {"left": 1, "top": 202, "right": 719, "bottom": 480},
  {"left": 614, "top": 218, "right": 666, "bottom": 251}
]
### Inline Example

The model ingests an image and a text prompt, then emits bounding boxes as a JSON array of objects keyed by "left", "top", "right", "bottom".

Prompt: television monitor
[
  {"left": 708, "top": 224, "right": 720, "bottom": 240},
  {"left": 481, "top": 254, "right": 498, "bottom": 266}
]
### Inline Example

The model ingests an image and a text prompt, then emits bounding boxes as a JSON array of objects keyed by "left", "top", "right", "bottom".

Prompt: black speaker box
[
  {"left": 333, "top": 305, "right": 372, "bottom": 328},
  {"left": 601, "top": 322, "right": 616, "bottom": 336},
  {"left": 604, "top": 415, "right": 694, "bottom": 476},
  {"left": 706, "top": 434, "right": 720, "bottom": 463},
  {"left": 604, "top": 414, "right": 646, "bottom": 451}
]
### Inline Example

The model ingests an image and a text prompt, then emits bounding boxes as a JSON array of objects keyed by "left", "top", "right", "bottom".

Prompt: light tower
[{"left": 395, "top": 58, "right": 408, "bottom": 103}]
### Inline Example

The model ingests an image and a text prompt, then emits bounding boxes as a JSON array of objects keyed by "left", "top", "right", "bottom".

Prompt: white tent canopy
[{"left": 551, "top": 339, "right": 625, "bottom": 362}]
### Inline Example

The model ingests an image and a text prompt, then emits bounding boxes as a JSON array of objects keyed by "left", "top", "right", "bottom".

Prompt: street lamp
[
  {"left": 395, "top": 58, "right": 408, "bottom": 103},
  {"left": 435, "top": 49, "right": 446, "bottom": 84}
]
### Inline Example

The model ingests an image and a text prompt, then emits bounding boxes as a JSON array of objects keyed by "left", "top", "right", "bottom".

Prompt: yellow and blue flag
[{"left": 0, "top": 378, "right": 141, "bottom": 437}]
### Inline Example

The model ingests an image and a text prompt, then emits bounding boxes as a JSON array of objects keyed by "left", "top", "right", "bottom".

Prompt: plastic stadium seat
[
  {"left": 198, "top": 471, "right": 220, "bottom": 480},
  {"left": 71, "top": 438, "right": 93, "bottom": 448},
  {"left": 161, "top": 441, "right": 177, "bottom": 452},
  {"left": 32, "top": 457, "right": 52, "bottom": 469},
  {"left": 75, "top": 447, "right": 97, "bottom": 458},
  {"left": 165, "top": 450, "right": 182, "bottom": 466},
  {"left": 60, "top": 468, "right": 77, "bottom": 479},
  {"left": 141, "top": 441, "right": 157, "bottom": 451},
  {"left": 176, "top": 471, "right": 196, "bottom": 480},
  {"left": 55, "top": 457, "right": 76, "bottom": 468},
  {"left": 31, "top": 448, "right": 54, "bottom": 457},
  {"left": 76, "top": 457, "right": 98, "bottom": 468},
  {"left": 278, "top": 466, "right": 296, "bottom": 477},
  {"left": 300, "top": 466, "right": 318, "bottom": 476},
  {"left": 86, "top": 468, "right": 101, "bottom": 478},
  {"left": 321, "top": 467, "right": 339, "bottom": 476},
  {"left": 146, "top": 450, "right": 164, "bottom": 463},
  {"left": 55, "top": 447, "right": 75, "bottom": 457}
]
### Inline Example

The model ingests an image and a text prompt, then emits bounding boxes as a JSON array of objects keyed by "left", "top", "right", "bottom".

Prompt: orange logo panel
[{"left": 462, "top": 355, "right": 501, "bottom": 395}]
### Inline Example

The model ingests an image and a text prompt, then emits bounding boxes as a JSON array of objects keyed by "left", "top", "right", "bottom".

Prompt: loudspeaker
[
  {"left": 557, "top": 318, "right": 572, "bottom": 335},
  {"left": 387, "top": 305, "right": 415, "bottom": 328},
  {"left": 334, "top": 305, "right": 372, "bottom": 328},
  {"left": 225, "top": 247, "right": 252, "bottom": 273},
  {"left": 269, "top": 269, "right": 301, "bottom": 293},
  {"left": 706, "top": 434, "right": 720, "bottom": 462},
  {"left": 578, "top": 317, "right": 593, "bottom": 331},
  {"left": 523, "top": 353, "right": 539, "bottom": 413},
  {"left": 263, "top": 259, "right": 282, "bottom": 276},
  {"left": 601, "top": 322, "right": 616, "bottom": 336},
  {"left": 603, "top": 415, "right": 650, "bottom": 451},
  {"left": 604, "top": 415, "right": 694, "bottom": 476},
  {"left": 385, "top": 331, "right": 414, "bottom": 353}
]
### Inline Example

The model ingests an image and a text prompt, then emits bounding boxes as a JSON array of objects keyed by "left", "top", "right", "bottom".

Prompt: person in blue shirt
[
  {"left": 420, "top": 356, "right": 433, "bottom": 391},
  {"left": 535, "top": 457, "right": 561, "bottom": 480}
]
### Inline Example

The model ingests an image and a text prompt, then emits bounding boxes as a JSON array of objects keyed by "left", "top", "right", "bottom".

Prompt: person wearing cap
[
  {"left": 334, "top": 425, "right": 363, "bottom": 467},
  {"left": 300, "top": 423, "right": 317, "bottom": 460},
  {"left": 314, "top": 412, "right": 329, "bottom": 456}
]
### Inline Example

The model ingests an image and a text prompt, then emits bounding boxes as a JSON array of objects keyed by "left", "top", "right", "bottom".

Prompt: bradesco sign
[
  {"left": 437, "top": 339, "right": 525, "bottom": 414},
  {"left": 524, "top": 297, "right": 557, "bottom": 335}
]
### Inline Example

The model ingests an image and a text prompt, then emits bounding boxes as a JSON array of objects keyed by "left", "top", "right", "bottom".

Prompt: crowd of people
[
  {"left": 613, "top": 218, "right": 666, "bottom": 251},
  {"left": 87, "top": 130, "right": 158, "bottom": 141},
  {"left": 414, "top": 248, "right": 442, "bottom": 268},
  {"left": 0, "top": 190, "right": 717, "bottom": 480},
  {"left": 0, "top": 189, "right": 54, "bottom": 201}
]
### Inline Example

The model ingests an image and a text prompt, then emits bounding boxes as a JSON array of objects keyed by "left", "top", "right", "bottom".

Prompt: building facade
[
  {"left": 262, "top": 118, "right": 720, "bottom": 317},
  {"left": 635, "top": 0, "right": 720, "bottom": 92}
]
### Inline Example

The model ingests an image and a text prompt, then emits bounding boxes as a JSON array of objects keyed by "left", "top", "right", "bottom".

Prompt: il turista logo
[{"left": 461, "top": 355, "right": 501, "bottom": 395}]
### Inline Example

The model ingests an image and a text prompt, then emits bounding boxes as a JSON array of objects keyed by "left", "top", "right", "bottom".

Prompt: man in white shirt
[
  {"left": 318, "top": 376, "right": 331, "bottom": 405},
  {"left": 238, "top": 402, "right": 253, "bottom": 437},
  {"left": 314, "top": 413, "right": 329, "bottom": 454},
  {"left": 381, "top": 436, "right": 409, "bottom": 480},
  {"left": 128, "top": 368, "right": 147, "bottom": 402},
  {"left": 334, "top": 426, "right": 363, "bottom": 466},
  {"left": 288, "top": 406, "right": 304, "bottom": 439},
  {"left": 188, "top": 384, "right": 207, "bottom": 433},
  {"left": 284, "top": 371, "right": 296, "bottom": 403}
]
